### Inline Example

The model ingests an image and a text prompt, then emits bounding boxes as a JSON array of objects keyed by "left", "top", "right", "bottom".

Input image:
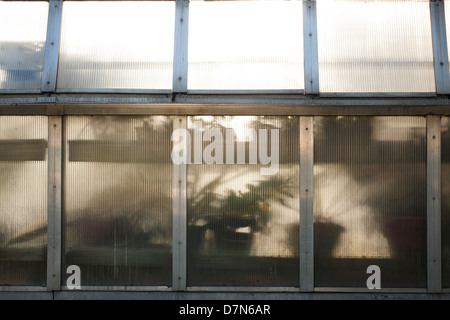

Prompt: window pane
[
  {"left": 0, "top": 116, "right": 47, "bottom": 286},
  {"left": 314, "top": 116, "right": 427, "bottom": 288},
  {"left": 64, "top": 116, "right": 173, "bottom": 286},
  {"left": 57, "top": 2, "right": 175, "bottom": 90},
  {"left": 316, "top": 0, "right": 435, "bottom": 93},
  {"left": 442, "top": 117, "right": 450, "bottom": 287},
  {"left": 188, "top": 1, "right": 304, "bottom": 91},
  {"left": 187, "top": 116, "right": 299, "bottom": 287},
  {"left": 0, "top": 2, "right": 48, "bottom": 90}
]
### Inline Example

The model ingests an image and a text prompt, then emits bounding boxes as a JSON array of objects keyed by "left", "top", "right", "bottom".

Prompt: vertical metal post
[
  {"left": 303, "top": 0, "right": 320, "bottom": 95},
  {"left": 431, "top": 0, "right": 450, "bottom": 94},
  {"left": 427, "top": 115, "right": 442, "bottom": 293},
  {"left": 41, "top": 0, "right": 63, "bottom": 93},
  {"left": 299, "top": 117, "right": 314, "bottom": 291},
  {"left": 47, "top": 116, "right": 62, "bottom": 291},
  {"left": 172, "top": 0, "right": 189, "bottom": 94},
  {"left": 172, "top": 117, "right": 187, "bottom": 291}
]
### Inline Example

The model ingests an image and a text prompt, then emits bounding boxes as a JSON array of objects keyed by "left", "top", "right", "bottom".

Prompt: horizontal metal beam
[{"left": 1, "top": 103, "right": 450, "bottom": 116}]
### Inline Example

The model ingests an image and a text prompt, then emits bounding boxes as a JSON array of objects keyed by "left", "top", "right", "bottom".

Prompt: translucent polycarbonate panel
[
  {"left": 445, "top": 0, "right": 450, "bottom": 75},
  {"left": 0, "top": 116, "right": 47, "bottom": 286},
  {"left": 186, "top": 116, "right": 299, "bottom": 287},
  {"left": 442, "top": 117, "right": 450, "bottom": 287},
  {"left": 64, "top": 116, "right": 173, "bottom": 286},
  {"left": 187, "top": 1, "right": 304, "bottom": 91},
  {"left": 314, "top": 116, "right": 427, "bottom": 288},
  {"left": 316, "top": 0, "right": 435, "bottom": 93},
  {"left": 57, "top": 2, "right": 175, "bottom": 90},
  {"left": 0, "top": 2, "right": 48, "bottom": 90}
]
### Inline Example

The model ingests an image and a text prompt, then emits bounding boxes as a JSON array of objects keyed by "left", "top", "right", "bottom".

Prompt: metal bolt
[
  {"left": 305, "top": 189, "right": 309, "bottom": 192},
  {"left": 441, "top": 62, "right": 444, "bottom": 66},
  {"left": 51, "top": 42, "right": 54, "bottom": 46},
  {"left": 309, "top": 33, "right": 312, "bottom": 37},
  {"left": 47, "top": 81, "right": 51, "bottom": 85},
  {"left": 178, "top": 76, "right": 182, "bottom": 81},
  {"left": 306, "top": 127, "right": 309, "bottom": 131},
  {"left": 178, "top": 179, "right": 182, "bottom": 183},
  {"left": 180, "top": 18, "right": 184, "bottom": 23},
  {"left": 53, "top": 124, "right": 57, "bottom": 128},
  {"left": 433, "top": 135, "right": 436, "bottom": 139},
  {"left": 433, "top": 197, "right": 436, "bottom": 200}
]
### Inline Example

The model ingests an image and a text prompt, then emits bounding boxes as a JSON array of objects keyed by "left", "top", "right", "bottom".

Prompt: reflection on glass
[
  {"left": 0, "top": 116, "right": 47, "bottom": 286},
  {"left": 188, "top": 1, "right": 304, "bottom": 90},
  {"left": 314, "top": 116, "right": 427, "bottom": 288},
  {"left": 187, "top": 116, "right": 299, "bottom": 287},
  {"left": 0, "top": 2, "right": 48, "bottom": 90},
  {"left": 316, "top": 0, "right": 435, "bottom": 93},
  {"left": 57, "top": 2, "right": 175, "bottom": 90},
  {"left": 64, "top": 116, "right": 172, "bottom": 286},
  {"left": 442, "top": 117, "right": 450, "bottom": 287}
]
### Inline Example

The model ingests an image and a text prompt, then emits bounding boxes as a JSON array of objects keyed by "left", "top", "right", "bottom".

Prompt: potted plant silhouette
[
  {"left": 371, "top": 171, "right": 427, "bottom": 255},
  {"left": 188, "top": 175, "right": 294, "bottom": 253}
]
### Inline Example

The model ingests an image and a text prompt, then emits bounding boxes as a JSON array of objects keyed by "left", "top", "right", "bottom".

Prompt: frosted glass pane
[
  {"left": 0, "top": 116, "right": 47, "bottom": 286},
  {"left": 442, "top": 117, "right": 450, "bottom": 287},
  {"left": 187, "top": 116, "right": 299, "bottom": 287},
  {"left": 188, "top": 1, "right": 304, "bottom": 90},
  {"left": 57, "top": 2, "right": 175, "bottom": 90},
  {"left": 0, "top": 2, "right": 48, "bottom": 90},
  {"left": 316, "top": 0, "right": 435, "bottom": 93},
  {"left": 64, "top": 116, "right": 172, "bottom": 286},
  {"left": 314, "top": 116, "right": 426, "bottom": 288}
]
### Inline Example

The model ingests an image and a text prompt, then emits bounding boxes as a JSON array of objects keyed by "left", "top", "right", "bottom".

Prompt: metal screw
[
  {"left": 178, "top": 179, "right": 182, "bottom": 183},
  {"left": 309, "top": 33, "right": 312, "bottom": 37},
  {"left": 51, "top": 42, "right": 54, "bottom": 46},
  {"left": 47, "top": 81, "right": 51, "bottom": 85},
  {"left": 441, "top": 62, "right": 444, "bottom": 66},
  {"left": 305, "top": 189, "right": 309, "bottom": 192},
  {"left": 433, "top": 135, "right": 436, "bottom": 139},
  {"left": 178, "top": 76, "right": 182, "bottom": 81}
]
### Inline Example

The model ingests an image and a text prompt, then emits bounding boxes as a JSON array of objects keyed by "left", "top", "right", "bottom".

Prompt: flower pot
[{"left": 380, "top": 216, "right": 425, "bottom": 253}]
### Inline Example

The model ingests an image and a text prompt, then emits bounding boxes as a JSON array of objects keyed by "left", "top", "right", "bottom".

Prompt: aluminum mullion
[
  {"left": 299, "top": 117, "right": 314, "bottom": 292},
  {"left": 303, "top": 0, "right": 319, "bottom": 95},
  {"left": 47, "top": 116, "right": 62, "bottom": 291},
  {"left": 427, "top": 115, "right": 442, "bottom": 293},
  {"left": 172, "top": 0, "right": 189, "bottom": 93},
  {"left": 431, "top": 0, "right": 450, "bottom": 94},
  {"left": 172, "top": 116, "right": 187, "bottom": 291},
  {"left": 41, "top": 0, "right": 63, "bottom": 93}
]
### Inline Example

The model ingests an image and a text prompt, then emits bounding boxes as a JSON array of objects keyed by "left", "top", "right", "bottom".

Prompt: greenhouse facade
[{"left": 1, "top": 0, "right": 450, "bottom": 299}]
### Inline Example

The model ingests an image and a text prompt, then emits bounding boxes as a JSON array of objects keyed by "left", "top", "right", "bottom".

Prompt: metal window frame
[
  {"left": 427, "top": 115, "right": 442, "bottom": 293},
  {"left": 1, "top": 0, "right": 450, "bottom": 295},
  {"left": 431, "top": 0, "right": 450, "bottom": 94},
  {"left": 47, "top": 115, "right": 62, "bottom": 291},
  {"left": 172, "top": 116, "right": 187, "bottom": 291},
  {"left": 41, "top": 0, "right": 63, "bottom": 93}
]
